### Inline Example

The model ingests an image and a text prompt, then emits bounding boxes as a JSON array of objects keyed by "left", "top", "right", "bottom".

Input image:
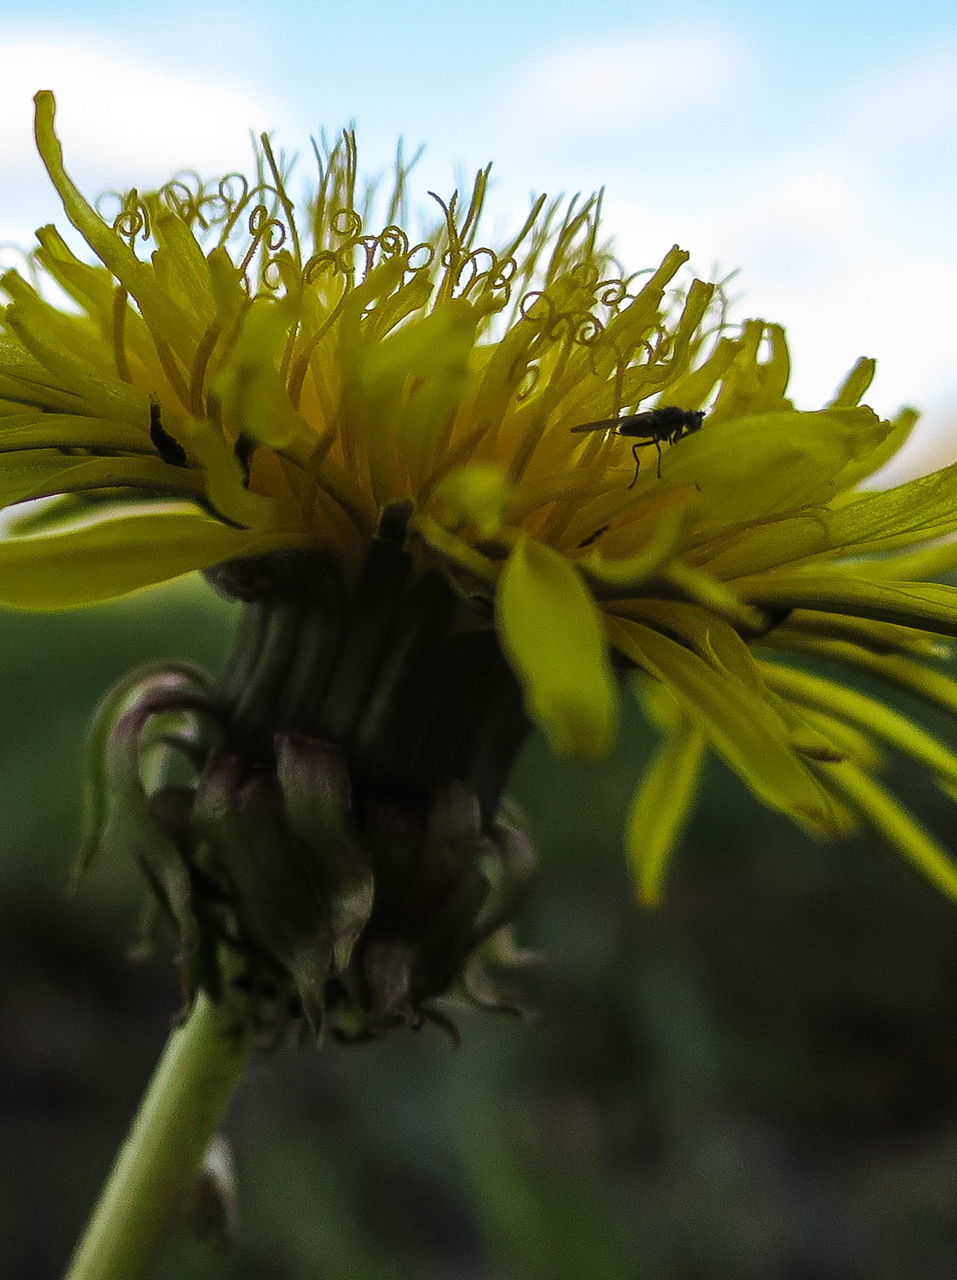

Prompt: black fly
[
  {"left": 149, "top": 398, "right": 189, "bottom": 468},
  {"left": 571, "top": 405, "right": 705, "bottom": 485}
]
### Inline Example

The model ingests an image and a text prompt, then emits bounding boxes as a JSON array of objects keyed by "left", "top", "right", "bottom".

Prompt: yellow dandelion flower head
[{"left": 5, "top": 91, "right": 957, "bottom": 924}]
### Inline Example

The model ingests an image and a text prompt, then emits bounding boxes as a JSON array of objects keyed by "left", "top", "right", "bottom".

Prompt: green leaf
[{"left": 497, "top": 538, "right": 617, "bottom": 757}]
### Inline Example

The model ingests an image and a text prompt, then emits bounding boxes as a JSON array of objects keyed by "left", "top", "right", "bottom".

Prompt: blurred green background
[{"left": 3, "top": 577, "right": 957, "bottom": 1280}]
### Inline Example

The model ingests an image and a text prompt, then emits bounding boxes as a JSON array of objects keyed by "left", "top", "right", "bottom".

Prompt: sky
[{"left": 1, "top": 0, "right": 955, "bottom": 478}]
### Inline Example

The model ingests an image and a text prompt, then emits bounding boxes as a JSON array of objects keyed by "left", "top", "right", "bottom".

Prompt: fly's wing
[
  {"left": 570, "top": 413, "right": 655, "bottom": 438},
  {"left": 570, "top": 419, "right": 619, "bottom": 434}
]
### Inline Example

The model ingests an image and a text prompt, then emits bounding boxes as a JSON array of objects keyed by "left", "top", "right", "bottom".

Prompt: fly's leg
[{"left": 629, "top": 441, "right": 642, "bottom": 489}]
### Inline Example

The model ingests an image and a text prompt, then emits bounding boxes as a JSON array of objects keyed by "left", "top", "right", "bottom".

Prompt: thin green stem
[{"left": 64, "top": 990, "right": 256, "bottom": 1280}]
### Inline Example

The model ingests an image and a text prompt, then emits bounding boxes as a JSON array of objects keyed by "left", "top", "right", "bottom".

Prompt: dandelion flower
[{"left": 4, "top": 91, "right": 957, "bottom": 1038}]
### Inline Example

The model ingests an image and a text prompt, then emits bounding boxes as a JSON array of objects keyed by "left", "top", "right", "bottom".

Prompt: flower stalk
[{"left": 64, "top": 989, "right": 255, "bottom": 1280}]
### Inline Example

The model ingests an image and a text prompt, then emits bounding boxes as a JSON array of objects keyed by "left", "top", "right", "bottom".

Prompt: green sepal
[
  {"left": 192, "top": 750, "right": 335, "bottom": 1040},
  {"left": 77, "top": 662, "right": 214, "bottom": 882},
  {"left": 471, "top": 816, "right": 538, "bottom": 944},
  {"left": 82, "top": 668, "right": 215, "bottom": 949},
  {"left": 275, "top": 733, "right": 374, "bottom": 974}
]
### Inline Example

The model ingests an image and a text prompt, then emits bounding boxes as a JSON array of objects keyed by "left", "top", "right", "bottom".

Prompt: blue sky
[{"left": 2, "top": 0, "right": 956, "bottom": 475}]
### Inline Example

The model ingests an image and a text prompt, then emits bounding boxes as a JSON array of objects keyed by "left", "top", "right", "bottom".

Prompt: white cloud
[
  {"left": 503, "top": 22, "right": 754, "bottom": 135},
  {"left": 841, "top": 31, "right": 957, "bottom": 141},
  {"left": 0, "top": 34, "right": 283, "bottom": 181}
]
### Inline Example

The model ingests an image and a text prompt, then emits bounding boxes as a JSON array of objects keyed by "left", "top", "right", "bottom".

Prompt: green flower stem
[{"left": 64, "top": 989, "right": 255, "bottom": 1280}]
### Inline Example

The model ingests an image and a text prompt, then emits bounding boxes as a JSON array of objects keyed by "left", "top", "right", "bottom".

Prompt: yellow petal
[
  {"left": 760, "top": 636, "right": 957, "bottom": 727},
  {"left": 0, "top": 507, "right": 309, "bottom": 609},
  {"left": 211, "top": 296, "right": 308, "bottom": 451},
  {"left": 762, "top": 612, "right": 948, "bottom": 659},
  {"left": 828, "top": 357, "right": 876, "bottom": 408},
  {"left": 823, "top": 460, "right": 957, "bottom": 555},
  {"left": 497, "top": 538, "right": 617, "bottom": 756},
  {"left": 759, "top": 661, "right": 957, "bottom": 789},
  {"left": 0, "top": 451, "right": 205, "bottom": 508},
  {"left": 620, "top": 600, "right": 842, "bottom": 762},
  {"left": 662, "top": 408, "right": 885, "bottom": 520},
  {"left": 627, "top": 720, "right": 705, "bottom": 906},
  {"left": 0, "top": 411, "right": 149, "bottom": 453},
  {"left": 691, "top": 513, "right": 832, "bottom": 580},
  {"left": 608, "top": 615, "right": 837, "bottom": 833},
  {"left": 32, "top": 91, "right": 197, "bottom": 360},
  {"left": 431, "top": 463, "right": 512, "bottom": 536},
  {"left": 577, "top": 495, "right": 691, "bottom": 589},
  {"left": 732, "top": 574, "right": 957, "bottom": 639},
  {"left": 827, "top": 762, "right": 957, "bottom": 901}
]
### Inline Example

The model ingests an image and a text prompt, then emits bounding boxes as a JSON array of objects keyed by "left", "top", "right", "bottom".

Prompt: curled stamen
[
  {"left": 454, "top": 247, "right": 494, "bottom": 294},
  {"left": 238, "top": 205, "right": 287, "bottom": 285},
  {"left": 518, "top": 289, "right": 553, "bottom": 329},
  {"left": 354, "top": 235, "right": 380, "bottom": 279},
  {"left": 214, "top": 174, "right": 252, "bottom": 244},
  {"left": 303, "top": 248, "right": 354, "bottom": 285},
  {"left": 375, "top": 224, "right": 409, "bottom": 260},
  {"left": 453, "top": 248, "right": 517, "bottom": 307},
  {"left": 249, "top": 205, "right": 287, "bottom": 254},
  {"left": 109, "top": 190, "right": 152, "bottom": 248},
  {"left": 259, "top": 134, "right": 301, "bottom": 271},
  {"left": 569, "top": 261, "right": 601, "bottom": 292},
  {"left": 518, "top": 289, "right": 605, "bottom": 346},
  {"left": 569, "top": 313, "right": 604, "bottom": 346},
  {"left": 332, "top": 207, "right": 363, "bottom": 239},
  {"left": 407, "top": 241, "right": 434, "bottom": 271},
  {"left": 259, "top": 257, "right": 286, "bottom": 295},
  {"left": 429, "top": 189, "right": 474, "bottom": 305},
  {"left": 159, "top": 172, "right": 210, "bottom": 227},
  {"left": 595, "top": 276, "right": 629, "bottom": 309}
]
